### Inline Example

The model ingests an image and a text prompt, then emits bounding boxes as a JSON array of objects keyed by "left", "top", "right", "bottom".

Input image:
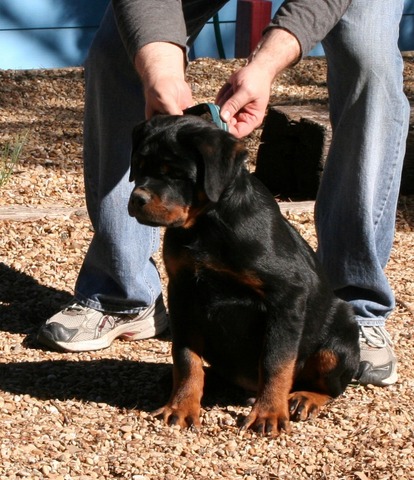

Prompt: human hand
[
  {"left": 216, "top": 28, "right": 301, "bottom": 138},
  {"left": 135, "top": 42, "right": 193, "bottom": 118},
  {"left": 216, "top": 63, "right": 272, "bottom": 138},
  {"left": 143, "top": 75, "right": 193, "bottom": 118}
]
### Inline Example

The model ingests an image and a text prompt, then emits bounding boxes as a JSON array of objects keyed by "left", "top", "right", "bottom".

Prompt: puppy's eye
[
  {"left": 159, "top": 163, "right": 187, "bottom": 180},
  {"left": 132, "top": 155, "right": 147, "bottom": 173},
  {"left": 169, "top": 169, "right": 187, "bottom": 180},
  {"left": 160, "top": 164, "right": 170, "bottom": 176}
]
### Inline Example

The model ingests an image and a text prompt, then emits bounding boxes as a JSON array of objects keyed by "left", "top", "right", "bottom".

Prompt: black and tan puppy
[{"left": 128, "top": 114, "right": 360, "bottom": 436}]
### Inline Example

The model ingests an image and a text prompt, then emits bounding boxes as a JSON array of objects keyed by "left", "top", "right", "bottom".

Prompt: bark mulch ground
[{"left": 0, "top": 57, "right": 413, "bottom": 479}]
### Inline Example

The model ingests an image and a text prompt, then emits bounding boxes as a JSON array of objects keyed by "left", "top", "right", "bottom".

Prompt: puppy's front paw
[
  {"left": 240, "top": 404, "right": 291, "bottom": 436},
  {"left": 152, "top": 402, "right": 201, "bottom": 429}
]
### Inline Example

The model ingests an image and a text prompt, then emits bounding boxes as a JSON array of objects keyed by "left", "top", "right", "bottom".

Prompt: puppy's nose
[{"left": 130, "top": 189, "right": 151, "bottom": 207}]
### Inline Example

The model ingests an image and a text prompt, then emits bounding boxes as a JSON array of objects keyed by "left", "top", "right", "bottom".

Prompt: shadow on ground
[
  {"left": 398, "top": 194, "right": 414, "bottom": 228},
  {"left": 0, "top": 261, "right": 249, "bottom": 415},
  {"left": 0, "top": 359, "right": 249, "bottom": 413},
  {"left": 0, "top": 262, "right": 72, "bottom": 335}
]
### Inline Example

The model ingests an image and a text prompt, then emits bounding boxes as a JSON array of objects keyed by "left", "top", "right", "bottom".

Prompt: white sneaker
[
  {"left": 356, "top": 325, "right": 398, "bottom": 386},
  {"left": 37, "top": 296, "right": 168, "bottom": 352}
]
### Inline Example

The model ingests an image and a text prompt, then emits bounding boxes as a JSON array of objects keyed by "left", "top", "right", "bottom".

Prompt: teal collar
[{"left": 183, "top": 103, "right": 228, "bottom": 131}]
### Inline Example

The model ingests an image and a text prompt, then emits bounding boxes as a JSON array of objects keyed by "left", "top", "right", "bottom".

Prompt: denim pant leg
[
  {"left": 74, "top": 4, "right": 160, "bottom": 313},
  {"left": 75, "top": 2, "right": 228, "bottom": 313},
  {"left": 316, "top": 0, "right": 410, "bottom": 326}
]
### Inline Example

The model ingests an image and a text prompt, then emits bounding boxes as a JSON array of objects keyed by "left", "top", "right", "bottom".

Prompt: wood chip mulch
[{"left": 0, "top": 57, "right": 413, "bottom": 480}]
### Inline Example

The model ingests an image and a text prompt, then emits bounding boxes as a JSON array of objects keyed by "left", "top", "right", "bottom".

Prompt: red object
[{"left": 235, "top": 0, "right": 272, "bottom": 58}]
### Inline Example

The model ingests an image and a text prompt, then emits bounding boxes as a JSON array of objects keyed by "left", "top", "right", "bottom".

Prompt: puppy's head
[{"left": 128, "top": 114, "right": 247, "bottom": 228}]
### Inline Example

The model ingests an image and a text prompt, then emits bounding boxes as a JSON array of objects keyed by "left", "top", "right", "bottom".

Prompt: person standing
[{"left": 38, "top": 0, "right": 409, "bottom": 387}]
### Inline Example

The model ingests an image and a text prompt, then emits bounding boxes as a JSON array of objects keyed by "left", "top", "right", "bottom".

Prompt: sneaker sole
[
  {"left": 43, "top": 308, "right": 168, "bottom": 353},
  {"left": 357, "top": 370, "right": 398, "bottom": 387},
  {"left": 370, "top": 369, "right": 398, "bottom": 386},
  {"left": 356, "top": 362, "right": 398, "bottom": 387},
  {"left": 379, "top": 370, "right": 398, "bottom": 386}
]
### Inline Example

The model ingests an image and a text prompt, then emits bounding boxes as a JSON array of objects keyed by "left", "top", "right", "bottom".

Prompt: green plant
[{"left": 0, "top": 133, "right": 27, "bottom": 188}]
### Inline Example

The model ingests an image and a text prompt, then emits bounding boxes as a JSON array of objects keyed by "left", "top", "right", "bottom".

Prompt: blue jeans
[
  {"left": 75, "top": 2, "right": 227, "bottom": 313},
  {"left": 317, "top": 0, "right": 409, "bottom": 326},
  {"left": 75, "top": 1, "right": 409, "bottom": 325}
]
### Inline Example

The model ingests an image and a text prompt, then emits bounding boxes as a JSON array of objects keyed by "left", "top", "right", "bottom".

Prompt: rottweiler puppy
[{"left": 128, "top": 114, "right": 360, "bottom": 436}]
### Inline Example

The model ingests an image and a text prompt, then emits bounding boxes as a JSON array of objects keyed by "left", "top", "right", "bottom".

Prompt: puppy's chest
[{"left": 164, "top": 240, "right": 265, "bottom": 298}]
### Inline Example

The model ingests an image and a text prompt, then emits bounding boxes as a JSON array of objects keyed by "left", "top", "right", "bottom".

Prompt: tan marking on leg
[
  {"left": 297, "top": 349, "right": 340, "bottom": 392},
  {"left": 241, "top": 359, "right": 296, "bottom": 436},
  {"left": 152, "top": 350, "right": 204, "bottom": 429}
]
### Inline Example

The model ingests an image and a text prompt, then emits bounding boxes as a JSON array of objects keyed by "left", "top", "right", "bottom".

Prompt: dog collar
[{"left": 183, "top": 103, "right": 228, "bottom": 132}]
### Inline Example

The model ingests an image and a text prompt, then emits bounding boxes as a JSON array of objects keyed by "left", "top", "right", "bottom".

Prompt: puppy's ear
[
  {"left": 195, "top": 130, "right": 247, "bottom": 202},
  {"left": 129, "top": 120, "right": 148, "bottom": 182}
]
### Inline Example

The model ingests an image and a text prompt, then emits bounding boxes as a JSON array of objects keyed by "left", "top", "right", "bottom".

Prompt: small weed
[{"left": 0, "top": 133, "right": 27, "bottom": 188}]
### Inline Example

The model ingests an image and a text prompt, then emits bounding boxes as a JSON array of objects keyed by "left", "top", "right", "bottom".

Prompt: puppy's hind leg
[
  {"left": 288, "top": 391, "right": 333, "bottom": 422},
  {"left": 289, "top": 299, "right": 360, "bottom": 422},
  {"left": 288, "top": 347, "right": 342, "bottom": 421}
]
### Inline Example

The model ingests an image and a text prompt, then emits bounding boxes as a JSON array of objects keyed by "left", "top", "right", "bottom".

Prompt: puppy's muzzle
[
  {"left": 130, "top": 188, "right": 151, "bottom": 207},
  {"left": 128, "top": 188, "right": 152, "bottom": 218}
]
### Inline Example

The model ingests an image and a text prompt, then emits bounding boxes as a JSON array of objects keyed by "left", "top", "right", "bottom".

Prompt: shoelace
[
  {"left": 63, "top": 303, "right": 89, "bottom": 313},
  {"left": 62, "top": 302, "right": 138, "bottom": 321},
  {"left": 359, "top": 325, "right": 393, "bottom": 348}
]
